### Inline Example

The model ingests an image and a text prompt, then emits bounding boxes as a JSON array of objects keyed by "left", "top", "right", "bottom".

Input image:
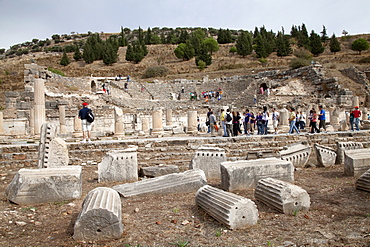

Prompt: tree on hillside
[
  {"left": 73, "top": 46, "right": 82, "bottom": 61},
  {"left": 351, "top": 38, "right": 369, "bottom": 54},
  {"left": 191, "top": 28, "right": 207, "bottom": 56},
  {"left": 82, "top": 42, "right": 95, "bottom": 64},
  {"left": 276, "top": 31, "right": 292, "bottom": 57},
  {"left": 203, "top": 37, "right": 219, "bottom": 55},
  {"left": 297, "top": 23, "right": 310, "bottom": 49},
  {"left": 217, "top": 28, "right": 233, "bottom": 44},
  {"left": 195, "top": 44, "right": 212, "bottom": 67},
  {"left": 174, "top": 41, "right": 195, "bottom": 61},
  {"left": 320, "top": 25, "right": 329, "bottom": 43},
  {"left": 329, "top": 34, "right": 341, "bottom": 54},
  {"left": 119, "top": 26, "right": 128, "bottom": 47},
  {"left": 309, "top": 30, "right": 325, "bottom": 56},
  {"left": 103, "top": 39, "right": 118, "bottom": 65},
  {"left": 125, "top": 44, "right": 134, "bottom": 61},
  {"left": 60, "top": 51, "right": 70, "bottom": 66},
  {"left": 236, "top": 31, "right": 253, "bottom": 57},
  {"left": 178, "top": 29, "right": 190, "bottom": 43},
  {"left": 254, "top": 32, "right": 274, "bottom": 58}
]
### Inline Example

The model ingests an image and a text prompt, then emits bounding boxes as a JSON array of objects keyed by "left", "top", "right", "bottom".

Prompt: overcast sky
[{"left": 1, "top": 0, "right": 369, "bottom": 49}]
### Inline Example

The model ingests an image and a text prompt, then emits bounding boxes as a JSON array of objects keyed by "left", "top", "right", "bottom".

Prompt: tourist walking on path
[
  {"left": 78, "top": 102, "right": 93, "bottom": 143},
  {"left": 271, "top": 108, "right": 279, "bottom": 134},
  {"left": 296, "top": 111, "right": 305, "bottom": 129},
  {"left": 225, "top": 109, "right": 233, "bottom": 137},
  {"left": 309, "top": 110, "right": 320, "bottom": 133},
  {"left": 288, "top": 107, "right": 300, "bottom": 134},
  {"left": 206, "top": 108, "right": 212, "bottom": 133},
  {"left": 351, "top": 106, "right": 362, "bottom": 131},
  {"left": 318, "top": 105, "right": 326, "bottom": 132}
]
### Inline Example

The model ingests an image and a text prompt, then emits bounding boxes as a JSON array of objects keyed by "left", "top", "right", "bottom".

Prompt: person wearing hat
[
  {"left": 78, "top": 102, "right": 92, "bottom": 143},
  {"left": 351, "top": 106, "right": 362, "bottom": 131}
]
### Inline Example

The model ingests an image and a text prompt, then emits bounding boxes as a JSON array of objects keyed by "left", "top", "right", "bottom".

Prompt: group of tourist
[
  {"left": 202, "top": 88, "right": 223, "bottom": 102},
  {"left": 205, "top": 104, "right": 365, "bottom": 137}
]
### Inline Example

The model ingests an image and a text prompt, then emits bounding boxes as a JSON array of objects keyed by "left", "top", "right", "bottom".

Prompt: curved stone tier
[
  {"left": 73, "top": 187, "right": 123, "bottom": 241},
  {"left": 255, "top": 177, "right": 310, "bottom": 215},
  {"left": 195, "top": 185, "right": 258, "bottom": 229}
]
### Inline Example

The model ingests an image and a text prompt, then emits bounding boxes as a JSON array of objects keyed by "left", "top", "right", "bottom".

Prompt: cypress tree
[
  {"left": 82, "top": 42, "right": 95, "bottom": 64},
  {"left": 236, "top": 31, "right": 253, "bottom": 57},
  {"left": 329, "top": 34, "right": 341, "bottom": 53},
  {"left": 125, "top": 44, "right": 134, "bottom": 61},
  {"left": 297, "top": 23, "right": 310, "bottom": 49},
  {"left": 60, "top": 51, "right": 70, "bottom": 66},
  {"left": 309, "top": 30, "right": 325, "bottom": 56},
  {"left": 119, "top": 26, "right": 128, "bottom": 47},
  {"left": 276, "top": 31, "right": 292, "bottom": 57},
  {"left": 73, "top": 46, "right": 82, "bottom": 61}
]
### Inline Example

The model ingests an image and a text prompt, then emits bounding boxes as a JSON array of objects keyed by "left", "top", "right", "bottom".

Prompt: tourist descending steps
[{"left": 288, "top": 107, "right": 300, "bottom": 134}]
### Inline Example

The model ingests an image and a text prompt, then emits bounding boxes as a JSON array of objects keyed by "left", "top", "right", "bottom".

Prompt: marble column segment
[
  {"left": 195, "top": 185, "right": 258, "bottom": 230},
  {"left": 355, "top": 169, "right": 370, "bottom": 192},
  {"left": 114, "top": 107, "right": 125, "bottom": 137},
  {"left": 113, "top": 169, "right": 207, "bottom": 197},
  {"left": 151, "top": 109, "right": 164, "bottom": 135},
  {"left": 166, "top": 108, "right": 173, "bottom": 127},
  {"left": 141, "top": 117, "right": 149, "bottom": 133},
  {"left": 58, "top": 105, "right": 66, "bottom": 134},
  {"left": 0, "top": 111, "right": 4, "bottom": 134},
  {"left": 34, "top": 78, "right": 46, "bottom": 135},
  {"left": 255, "top": 178, "right": 310, "bottom": 215},
  {"left": 73, "top": 187, "right": 123, "bottom": 241},
  {"left": 187, "top": 110, "right": 198, "bottom": 134}
]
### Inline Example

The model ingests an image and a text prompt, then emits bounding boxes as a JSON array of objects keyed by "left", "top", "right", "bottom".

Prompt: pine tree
[
  {"left": 60, "top": 51, "right": 70, "bottom": 66},
  {"left": 276, "top": 31, "right": 292, "bottom": 57},
  {"left": 309, "top": 30, "right": 325, "bottom": 56},
  {"left": 179, "top": 29, "right": 190, "bottom": 43},
  {"left": 138, "top": 26, "right": 144, "bottom": 44},
  {"left": 195, "top": 44, "right": 212, "bottom": 66},
  {"left": 191, "top": 29, "right": 206, "bottom": 56},
  {"left": 203, "top": 37, "right": 219, "bottom": 55},
  {"left": 297, "top": 23, "right": 310, "bottom": 49},
  {"left": 320, "top": 25, "right": 329, "bottom": 43},
  {"left": 125, "top": 44, "right": 134, "bottom": 61},
  {"left": 73, "top": 46, "right": 82, "bottom": 61},
  {"left": 351, "top": 38, "right": 370, "bottom": 54},
  {"left": 329, "top": 34, "right": 341, "bottom": 53},
  {"left": 103, "top": 40, "right": 118, "bottom": 65},
  {"left": 254, "top": 34, "right": 268, "bottom": 58},
  {"left": 236, "top": 31, "right": 252, "bottom": 57},
  {"left": 82, "top": 42, "right": 95, "bottom": 64},
  {"left": 144, "top": 27, "right": 153, "bottom": 45}
]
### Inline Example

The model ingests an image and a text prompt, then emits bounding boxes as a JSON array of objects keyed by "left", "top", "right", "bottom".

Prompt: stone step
[{"left": 195, "top": 185, "right": 258, "bottom": 230}]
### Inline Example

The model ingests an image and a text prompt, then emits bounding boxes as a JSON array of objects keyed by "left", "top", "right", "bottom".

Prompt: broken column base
[{"left": 73, "top": 187, "right": 123, "bottom": 241}]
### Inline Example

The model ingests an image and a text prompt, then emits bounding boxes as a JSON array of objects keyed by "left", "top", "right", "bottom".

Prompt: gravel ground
[{"left": 0, "top": 163, "right": 369, "bottom": 247}]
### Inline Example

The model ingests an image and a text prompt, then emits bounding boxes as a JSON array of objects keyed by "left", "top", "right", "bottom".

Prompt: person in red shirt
[{"left": 351, "top": 106, "right": 362, "bottom": 131}]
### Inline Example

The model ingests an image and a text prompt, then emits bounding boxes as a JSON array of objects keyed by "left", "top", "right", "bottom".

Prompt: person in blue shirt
[
  {"left": 78, "top": 102, "right": 92, "bottom": 143},
  {"left": 318, "top": 105, "right": 326, "bottom": 132}
]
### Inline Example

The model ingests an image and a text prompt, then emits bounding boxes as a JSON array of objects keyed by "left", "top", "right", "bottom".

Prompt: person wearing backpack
[
  {"left": 225, "top": 109, "right": 233, "bottom": 137},
  {"left": 78, "top": 102, "right": 93, "bottom": 143}
]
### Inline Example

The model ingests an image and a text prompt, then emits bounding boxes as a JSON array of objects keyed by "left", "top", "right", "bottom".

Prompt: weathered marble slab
[
  {"left": 220, "top": 158, "right": 294, "bottom": 191},
  {"left": 344, "top": 149, "right": 370, "bottom": 177},
  {"left": 5, "top": 166, "right": 82, "bottom": 205},
  {"left": 280, "top": 142, "right": 311, "bottom": 167},
  {"left": 314, "top": 143, "right": 337, "bottom": 167},
  {"left": 190, "top": 146, "right": 226, "bottom": 180},
  {"left": 355, "top": 169, "right": 370, "bottom": 192}
]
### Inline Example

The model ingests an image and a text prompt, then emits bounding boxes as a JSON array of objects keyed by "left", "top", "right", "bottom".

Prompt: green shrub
[
  {"left": 359, "top": 56, "right": 370, "bottom": 64},
  {"left": 217, "top": 63, "right": 245, "bottom": 70},
  {"left": 142, "top": 65, "right": 169, "bottom": 78},
  {"left": 294, "top": 48, "right": 313, "bottom": 59},
  {"left": 289, "top": 57, "right": 311, "bottom": 69},
  {"left": 229, "top": 46, "right": 237, "bottom": 54},
  {"left": 197, "top": 60, "right": 206, "bottom": 71},
  {"left": 48, "top": 67, "right": 65, "bottom": 76}
]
